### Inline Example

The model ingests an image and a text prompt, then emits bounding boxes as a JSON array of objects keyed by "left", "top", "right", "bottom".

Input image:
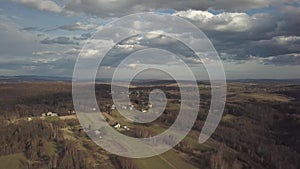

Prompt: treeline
[{"left": 0, "top": 119, "right": 102, "bottom": 169}]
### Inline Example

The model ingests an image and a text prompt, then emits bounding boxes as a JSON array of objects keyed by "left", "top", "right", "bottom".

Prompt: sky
[{"left": 0, "top": 0, "right": 299, "bottom": 79}]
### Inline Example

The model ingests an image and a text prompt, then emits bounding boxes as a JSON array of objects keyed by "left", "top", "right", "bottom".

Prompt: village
[
  {"left": 25, "top": 100, "right": 156, "bottom": 139},
  {"left": 23, "top": 87, "right": 182, "bottom": 143}
]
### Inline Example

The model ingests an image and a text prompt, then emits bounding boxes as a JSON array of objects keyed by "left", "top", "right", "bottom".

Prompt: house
[
  {"left": 113, "top": 122, "right": 121, "bottom": 129},
  {"left": 111, "top": 104, "right": 116, "bottom": 110},
  {"left": 46, "top": 112, "right": 58, "bottom": 117},
  {"left": 94, "top": 130, "right": 101, "bottom": 135},
  {"left": 51, "top": 113, "right": 58, "bottom": 117},
  {"left": 123, "top": 126, "right": 130, "bottom": 130},
  {"left": 68, "top": 110, "right": 76, "bottom": 114}
]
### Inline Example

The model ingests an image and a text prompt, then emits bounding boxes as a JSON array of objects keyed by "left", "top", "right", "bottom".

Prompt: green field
[{"left": 133, "top": 150, "right": 198, "bottom": 169}]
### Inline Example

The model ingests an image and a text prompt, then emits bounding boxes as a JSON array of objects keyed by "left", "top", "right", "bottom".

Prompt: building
[
  {"left": 46, "top": 112, "right": 58, "bottom": 117},
  {"left": 123, "top": 126, "right": 130, "bottom": 130},
  {"left": 113, "top": 122, "right": 121, "bottom": 129},
  {"left": 111, "top": 104, "right": 116, "bottom": 110}
]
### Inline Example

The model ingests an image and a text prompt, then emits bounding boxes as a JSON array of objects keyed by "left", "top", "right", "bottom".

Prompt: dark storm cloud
[
  {"left": 253, "top": 53, "right": 300, "bottom": 66},
  {"left": 173, "top": 7, "right": 300, "bottom": 62}
]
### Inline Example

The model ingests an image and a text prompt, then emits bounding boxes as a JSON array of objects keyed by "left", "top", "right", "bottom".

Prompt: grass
[
  {"left": 45, "top": 116, "right": 60, "bottom": 122},
  {"left": 133, "top": 150, "right": 198, "bottom": 169},
  {"left": 106, "top": 106, "right": 211, "bottom": 169},
  {"left": 133, "top": 155, "right": 174, "bottom": 169},
  {"left": 0, "top": 153, "right": 27, "bottom": 169},
  {"left": 45, "top": 141, "right": 57, "bottom": 156},
  {"left": 222, "top": 114, "right": 236, "bottom": 121},
  {"left": 109, "top": 108, "right": 213, "bottom": 151},
  {"left": 242, "top": 93, "right": 292, "bottom": 102}
]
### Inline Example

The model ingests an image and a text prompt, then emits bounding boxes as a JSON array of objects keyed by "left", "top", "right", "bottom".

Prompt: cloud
[
  {"left": 12, "top": 0, "right": 62, "bottom": 13},
  {"left": 170, "top": 7, "right": 300, "bottom": 62},
  {"left": 173, "top": 10, "right": 277, "bottom": 35},
  {"left": 64, "top": 48, "right": 80, "bottom": 55},
  {"left": 0, "top": 15, "right": 41, "bottom": 57},
  {"left": 73, "top": 33, "right": 92, "bottom": 40},
  {"left": 33, "top": 51, "right": 60, "bottom": 56},
  {"left": 251, "top": 53, "right": 300, "bottom": 66},
  {"left": 174, "top": 10, "right": 253, "bottom": 32},
  {"left": 21, "top": 27, "right": 43, "bottom": 32},
  {"left": 246, "top": 35, "right": 300, "bottom": 58},
  {"left": 278, "top": 4, "right": 300, "bottom": 36},
  {"left": 2, "top": 1, "right": 300, "bottom": 78},
  {"left": 258, "top": 36, "right": 300, "bottom": 51},
  {"left": 58, "top": 22, "right": 97, "bottom": 31},
  {"left": 40, "top": 36, "right": 79, "bottom": 45},
  {"left": 64, "top": 0, "right": 283, "bottom": 17}
]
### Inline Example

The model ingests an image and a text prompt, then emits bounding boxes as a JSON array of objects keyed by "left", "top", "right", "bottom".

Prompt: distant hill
[
  {"left": 0, "top": 75, "right": 71, "bottom": 82},
  {"left": 0, "top": 76, "right": 299, "bottom": 84}
]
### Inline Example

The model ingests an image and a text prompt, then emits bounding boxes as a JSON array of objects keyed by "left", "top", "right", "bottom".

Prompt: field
[
  {"left": 0, "top": 80, "right": 299, "bottom": 169},
  {"left": 0, "top": 153, "right": 26, "bottom": 169}
]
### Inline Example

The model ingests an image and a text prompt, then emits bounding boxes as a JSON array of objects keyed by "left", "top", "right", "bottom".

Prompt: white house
[
  {"left": 51, "top": 113, "right": 58, "bottom": 117},
  {"left": 94, "top": 130, "right": 101, "bottom": 135},
  {"left": 123, "top": 126, "right": 130, "bottom": 130},
  {"left": 114, "top": 123, "right": 121, "bottom": 129},
  {"left": 46, "top": 112, "right": 58, "bottom": 117}
]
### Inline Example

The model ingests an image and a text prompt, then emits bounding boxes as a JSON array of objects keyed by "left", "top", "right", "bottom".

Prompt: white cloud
[
  {"left": 12, "top": 0, "right": 62, "bottom": 13},
  {"left": 33, "top": 51, "right": 60, "bottom": 56},
  {"left": 174, "top": 10, "right": 256, "bottom": 32},
  {"left": 32, "top": 58, "right": 58, "bottom": 64},
  {"left": 251, "top": 53, "right": 300, "bottom": 65},
  {"left": 257, "top": 36, "right": 300, "bottom": 53},
  {"left": 64, "top": 48, "right": 80, "bottom": 55},
  {"left": 272, "top": 36, "right": 300, "bottom": 45},
  {"left": 58, "top": 22, "right": 97, "bottom": 31},
  {"left": 64, "top": 0, "right": 285, "bottom": 17},
  {"left": 79, "top": 49, "right": 99, "bottom": 59}
]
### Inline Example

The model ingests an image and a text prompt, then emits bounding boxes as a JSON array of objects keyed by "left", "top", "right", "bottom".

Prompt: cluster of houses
[
  {"left": 110, "top": 103, "right": 136, "bottom": 110},
  {"left": 40, "top": 110, "right": 76, "bottom": 118},
  {"left": 28, "top": 111, "right": 60, "bottom": 122},
  {"left": 41, "top": 111, "right": 58, "bottom": 117},
  {"left": 111, "top": 103, "right": 153, "bottom": 112},
  {"left": 79, "top": 121, "right": 130, "bottom": 140},
  {"left": 112, "top": 122, "right": 130, "bottom": 130}
]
